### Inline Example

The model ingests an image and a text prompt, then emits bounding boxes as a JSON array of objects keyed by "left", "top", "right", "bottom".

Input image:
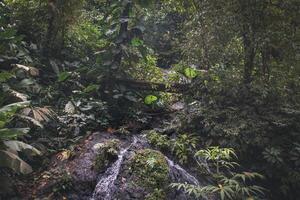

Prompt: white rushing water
[
  {"left": 165, "top": 156, "right": 200, "bottom": 186},
  {"left": 91, "top": 137, "right": 137, "bottom": 200}
]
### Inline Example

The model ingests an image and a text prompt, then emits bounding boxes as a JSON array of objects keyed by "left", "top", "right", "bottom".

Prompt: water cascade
[{"left": 91, "top": 137, "right": 138, "bottom": 200}]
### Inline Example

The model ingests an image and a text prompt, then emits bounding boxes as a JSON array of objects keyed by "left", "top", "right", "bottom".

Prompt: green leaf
[
  {"left": 144, "top": 95, "right": 158, "bottom": 105},
  {"left": 0, "top": 101, "right": 30, "bottom": 114},
  {"left": 131, "top": 37, "right": 144, "bottom": 47},
  {"left": 19, "top": 78, "right": 35, "bottom": 86},
  {"left": 84, "top": 84, "right": 99, "bottom": 93},
  {"left": 220, "top": 189, "right": 225, "bottom": 200},
  {"left": 0, "top": 150, "right": 32, "bottom": 174},
  {"left": 0, "top": 101, "right": 30, "bottom": 122},
  {"left": 0, "top": 128, "right": 30, "bottom": 140},
  {"left": 0, "top": 121, "right": 6, "bottom": 129},
  {"left": 184, "top": 67, "right": 197, "bottom": 79},
  {"left": 0, "top": 71, "right": 14, "bottom": 83},
  {"left": 58, "top": 72, "right": 71, "bottom": 82}
]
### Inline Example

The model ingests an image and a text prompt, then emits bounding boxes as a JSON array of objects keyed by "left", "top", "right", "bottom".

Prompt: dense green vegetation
[{"left": 0, "top": 0, "right": 299, "bottom": 199}]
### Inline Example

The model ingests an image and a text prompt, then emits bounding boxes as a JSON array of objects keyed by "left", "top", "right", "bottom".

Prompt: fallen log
[{"left": 115, "top": 79, "right": 190, "bottom": 93}]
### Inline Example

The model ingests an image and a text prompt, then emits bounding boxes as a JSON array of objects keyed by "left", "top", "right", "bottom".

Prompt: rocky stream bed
[{"left": 25, "top": 130, "right": 215, "bottom": 200}]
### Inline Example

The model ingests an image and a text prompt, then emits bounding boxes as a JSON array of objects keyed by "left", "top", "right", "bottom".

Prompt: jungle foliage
[{"left": 0, "top": 0, "right": 299, "bottom": 199}]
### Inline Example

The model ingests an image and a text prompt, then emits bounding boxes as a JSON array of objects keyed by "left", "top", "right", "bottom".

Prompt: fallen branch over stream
[{"left": 115, "top": 79, "right": 190, "bottom": 93}]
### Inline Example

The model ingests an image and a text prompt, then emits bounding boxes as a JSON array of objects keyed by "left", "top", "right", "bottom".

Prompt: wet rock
[
  {"left": 30, "top": 132, "right": 128, "bottom": 200},
  {"left": 93, "top": 139, "right": 120, "bottom": 172},
  {"left": 112, "top": 147, "right": 200, "bottom": 200},
  {"left": 91, "top": 135, "right": 201, "bottom": 200},
  {"left": 31, "top": 133, "right": 208, "bottom": 200},
  {"left": 91, "top": 137, "right": 138, "bottom": 200}
]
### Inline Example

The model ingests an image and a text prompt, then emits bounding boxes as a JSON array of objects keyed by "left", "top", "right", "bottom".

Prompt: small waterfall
[
  {"left": 91, "top": 137, "right": 138, "bottom": 200},
  {"left": 165, "top": 156, "right": 199, "bottom": 186}
]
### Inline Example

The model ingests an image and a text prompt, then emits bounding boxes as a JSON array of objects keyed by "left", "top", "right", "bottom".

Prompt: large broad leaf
[
  {"left": 0, "top": 150, "right": 32, "bottom": 174},
  {"left": 58, "top": 72, "right": 71, "bottom": 82},
  {"left": 184, "top": 67, "right": 197, "bottom": 79},
  {"left": 0, "top": 71, "right": 14, "bottom": 83},
  {"left": 0, "top": 128, "right": 30, "bottom": 140},
  {"left": 0, "top": 101, "right": 30, "bottom": 122},
  {"left": 19, "top": 78, "right": 36, "bottom": 86},
  {"left": 0, "top": 121, "right": 5, "bottom": 128},
  {"left": 84, "top": 84, "right": 100, "bottom": 93},
  {"left": 16, "top": 114, "right": 44, "bottom": 128},
  {"left": 0, "top": 101, "right": 30, "bottom": 114},
  {"left": 14, "top": 64, "right": 39, "bottom": 77},
  {"left": 4, "top": 140, "right": 42, "bottom": 157},
  {"left": 144, "top": 95, "right": 158, "bottom": 105},
  {"left": 8, "top": 89, "right": 29, "bottom": 101}
]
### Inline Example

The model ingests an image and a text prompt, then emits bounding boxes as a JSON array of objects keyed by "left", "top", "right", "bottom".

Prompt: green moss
[
  {"left": 145, "top": 188, "right": 167, "bottom": 200},
  {"left": 93, "top": 139, "right": 120, "bottom": 172},
  {"left": 147, "top": 130, "right": 171, "bottom": 151},
  {"left": 130, "top": 149, "right": 169, "bottom": 189}
]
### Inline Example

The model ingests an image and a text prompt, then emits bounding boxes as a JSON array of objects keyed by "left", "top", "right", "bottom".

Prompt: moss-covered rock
[
  {"left": 93, "top": 139, "right": 120, "bottom": 172},
  {"left": 145, "top": 188, "right": 167, "bottom": 200},
  {"left": 128, "top": 149, "right": 169, "bottom": 199}
]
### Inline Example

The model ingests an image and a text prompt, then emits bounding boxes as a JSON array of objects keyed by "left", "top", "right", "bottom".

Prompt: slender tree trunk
[
  {"left": 44, "top": 0, "right": 57, "bottom": 57},
  {"left": 262, "top": 44, "right": 271, "bottom": 80},
  {"left": 242, "top": 31, "right": 255, "bottom": 84},
  {"left": 103, "top": 1, "right": 132, "bottom": 97},
  {"left": 238, "top": 0, "right": 257, "bottom": 84}
]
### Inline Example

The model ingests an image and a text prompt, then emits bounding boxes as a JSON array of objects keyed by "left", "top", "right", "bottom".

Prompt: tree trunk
[
  {"left": 261, "top": 45, "right": 271, "bottom": 80},
  {"left": 238, "top": 0, "right": 257, "bottom": 84},
  {"left": 44, "top": 0, "right": 57, "bottom": 57},
  {"left": 111, "top": 1, "right": 132, "bottom": 72},
  {"left": 243, "top": 32, "right": 255, "bottom": 84},
  {"left": 102, "top": 1, "right": 132, "bottom": 97}
]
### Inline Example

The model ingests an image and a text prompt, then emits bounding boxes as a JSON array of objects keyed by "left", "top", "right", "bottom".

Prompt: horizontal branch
[{"left": 115, "top": 79, "right": 190, "bottom": 93}]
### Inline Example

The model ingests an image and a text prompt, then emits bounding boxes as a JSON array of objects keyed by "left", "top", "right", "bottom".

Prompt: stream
[
  {"left": 90, "top": 135, "right": 207, "bottom": 200},
  {"left": 33, "top": 133, "right": 212, "bottom": 200},
  {"left": 91, "top": 137, "right": 138, "bottom": 200}
]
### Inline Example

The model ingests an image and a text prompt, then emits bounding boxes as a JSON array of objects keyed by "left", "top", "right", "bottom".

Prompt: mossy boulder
[
  {"left": 93, "top": 139, "right": 120, "bottom": 172},
  {"left": 114, "top": 149, "right": 169, "bottom": 199},
  {"left": 145, "top": 188, "right": 167, "bottom": 200},
  {"left": 130, "top": 149, "right": 169, "bottom": 189}
]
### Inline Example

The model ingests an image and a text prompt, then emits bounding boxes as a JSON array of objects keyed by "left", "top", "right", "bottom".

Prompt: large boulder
[{"left": 114, "top": 149, "right": 169, "bottom": 200}]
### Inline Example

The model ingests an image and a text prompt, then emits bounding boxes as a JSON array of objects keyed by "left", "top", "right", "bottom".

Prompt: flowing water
[
  {"left": 165, "top": 156, "right": 200, "bottom": 186},
  {"left": 90, "top": 135, "right": 207, "bottom": 200},
  {"left": 91, "top": 137, "right": 138, "bottom": 200}
]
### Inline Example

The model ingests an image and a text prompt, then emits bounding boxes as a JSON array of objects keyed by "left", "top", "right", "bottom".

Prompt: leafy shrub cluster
[
  {"left": 172, "top": 147, "right": 265, "bottom": 200},
  {"left": 0, "top": 0, "right": 298, "bottom": 199},
  {"left": 147, "top": 131, "right": 198, "bottom": 164},
  {"left": 0, "top": 102, "right": 41, "bottom": 175},
  {"left": 183, "top": 66, "right": 300, "bottom": 199}
]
